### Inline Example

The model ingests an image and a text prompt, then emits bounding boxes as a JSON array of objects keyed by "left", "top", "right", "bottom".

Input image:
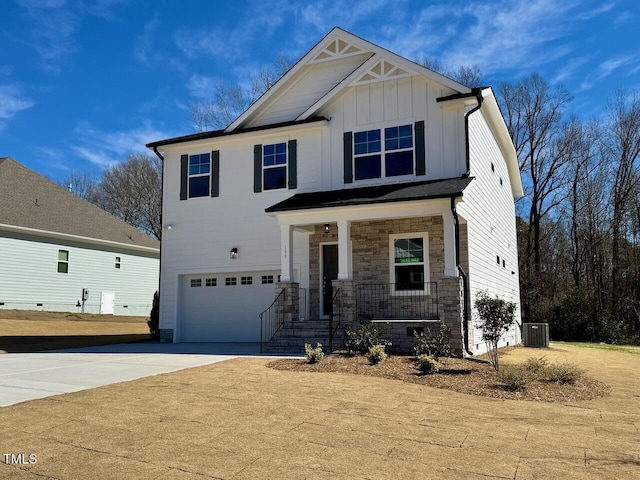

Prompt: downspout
[
  {"left": 454, "top": 89, "right": 483, "bottom": 356},
  {"left": 463, "top": 88, "right": 484, "bottom": 177},
  {"left": 152, "top": 146, "right": 165, "bottom": 341},
  {"left": 451, "top": 196, "right": 473, "bottom": 356}
]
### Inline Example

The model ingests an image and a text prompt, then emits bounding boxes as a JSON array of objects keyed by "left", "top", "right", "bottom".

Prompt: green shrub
[
  {"left": 416, "top": 354, "right": 441, "bottom": 374},
  {"left": 474, "top": 292, "right": 517, "bottom": 371},
  {"left": 414, "top": 324, "right": 451, "bottom": 358},
  {"left": 496, "top": 364, "right": 537, "bottom": 390},
  {"left": 520, "top": 356, "right": 549, "bottom": 377},
  {"left": 544, "top": 362, "right": 585, "bottom": 384},
  {"left": 147, "top": 290, "right": 160, "bottom": 340},
  {"left": 366, "top": 344, "right": 387, "bottom": 364},
  {"left": 304, "top": 343, "right": 324, "bottom": 364},
  {"left": 345, "top": 323, "right": 391, "bottom": 355}
]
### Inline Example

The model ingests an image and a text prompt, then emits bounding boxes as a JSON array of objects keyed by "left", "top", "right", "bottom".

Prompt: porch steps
[{"left": 262, "top": 320, "right": 340, "bottom": 354}]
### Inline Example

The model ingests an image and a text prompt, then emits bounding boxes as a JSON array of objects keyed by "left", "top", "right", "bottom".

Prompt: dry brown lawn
[
  {"left": 0, "top": 342, "right": 639, "bottom": 479},
  {"left": 0, "top": 309, "right": 150, "bottom": 353}
]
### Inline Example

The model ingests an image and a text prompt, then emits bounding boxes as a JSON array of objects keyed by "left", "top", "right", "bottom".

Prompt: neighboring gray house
[{"left": 0, "top": 157, "right": 159, "bottom": 316}]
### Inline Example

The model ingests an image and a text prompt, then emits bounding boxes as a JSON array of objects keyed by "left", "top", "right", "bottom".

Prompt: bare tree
[
  {"left": 94, "top": 153, "right": 162, "bottom": 239},
  {"left": 414, "top": 56, "right": 483, "bottom": 87},
  {"left": 189, "top": 56, "right": 293, "bottom": 131},
  {"left": 600, "top": 90, "right": 640, "bottom": 329},
  {"left": 59, "top": 170, "right": 102, "bottom": 201}
]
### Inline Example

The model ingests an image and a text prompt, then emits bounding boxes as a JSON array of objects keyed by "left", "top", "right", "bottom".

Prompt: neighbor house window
[
  {"left": 188, "top": 153, "right": 210, "bottom": 198},
  {"left": 263, "top": 143, "right": 287, "bottom": 190},
  {"left": 354, "top": 124, "right": 413, "bottom": 180},
  {"left": 57, "top": 250, "right": 69, "bottom": 274},
  {"left": 115, "top": 257, "right": 121, "bottom": 269},
  {"left": 389, "top": 233, "right": 429, "bottom": 292}
]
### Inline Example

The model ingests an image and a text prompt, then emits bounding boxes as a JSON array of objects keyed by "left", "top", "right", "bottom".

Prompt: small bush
[
  {"left": 366, "top": 344, "right": 387, "bottom": 364},
  {"left": 417, "top": 354, "right": 441, "bottom": 374},
  {"left": 345, "top": 323, "right": 391, "bottom": 355},
  {"left": 414, "top": 324, "right": 451, "bottom": 358},
  {"left": 147, "top": 290, "right": 160, "bottom": 340},
  {"left": 496, "top": 365, "right": 538, "bottom": 390},
  {"left": 304, "top": 343, "right": 324, "bottom": 364},
  {"left": 520, "top": 356, "right": 549, "bottom": 377},
  {"left": 544, "top": 362, "right": 585, "bottom": 384}
]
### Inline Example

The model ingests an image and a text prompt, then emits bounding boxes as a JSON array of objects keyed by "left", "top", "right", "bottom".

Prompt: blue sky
[{"left": 1, "top": 0, "right": 638, "bottom": 182}]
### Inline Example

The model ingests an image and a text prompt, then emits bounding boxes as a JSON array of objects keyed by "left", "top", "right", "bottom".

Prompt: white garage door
[{"left": 179, "top": 271, "right": 278, "bottom": 342}]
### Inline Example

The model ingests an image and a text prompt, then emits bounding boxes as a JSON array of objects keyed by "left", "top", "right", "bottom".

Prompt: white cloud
[
  {"left": 186, "top": 75, "right": 217, "bottom": 99},
  {"left": 0, "top": 85, "right": 35, "bottom": 126},
  {"left": 71, "top": 121, "right": 170, "bottom": 167},
  {"left": 133, "top": 13, "right": 161, "bottom": 65}
]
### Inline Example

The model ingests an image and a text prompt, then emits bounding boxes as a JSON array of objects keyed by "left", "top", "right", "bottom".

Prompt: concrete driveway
[{"left": 0, "top": 342, "right": 284, "bottom": 407}]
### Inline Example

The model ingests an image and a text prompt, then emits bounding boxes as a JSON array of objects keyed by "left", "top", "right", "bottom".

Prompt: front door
[{"left": 321, "top": 244, "right": 338, "bottom": 316}]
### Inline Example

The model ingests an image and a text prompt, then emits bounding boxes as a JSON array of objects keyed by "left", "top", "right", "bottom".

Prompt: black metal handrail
[
  {"left": 328, "top": 288, "right": 341, "bottom": 351},
  {"left": 259, "top": 289, "right": 286, "bottom": 352},
  {"left": 356, "top": 282, "right": 439, "bottom": 320}
]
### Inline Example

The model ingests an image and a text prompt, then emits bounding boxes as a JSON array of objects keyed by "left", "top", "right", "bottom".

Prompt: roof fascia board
[
  {"left": 0, "top": 223, "right": 160, "bottom": 255},
  {"left": 269, "top": 198, "right": 453, "bottom": 225},
  {"left": 154, "top": 119, "right": 330, "bottom": 153},
  {"left": 479, "top": 88, "right": 524, "bottom": 198}
]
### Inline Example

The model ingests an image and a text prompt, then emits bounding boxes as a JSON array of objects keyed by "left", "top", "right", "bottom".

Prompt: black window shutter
[
  {"left": 180, "top": 154, "right": 188, "bottom": 200},
  {"left": 288, "top": 139, "right": 297, "bottom": 189},
  {"left": 343, "top": 131, "right": 353, "bottom": 184},
  {"left": 211, "top": 150, "right": 220, "bottom": 197},
  {"left": 253, "top": 144, "right": 262, "bottom": 193},
  {"left": 415, "top": 121, "right": 426, "bottom": 176}
]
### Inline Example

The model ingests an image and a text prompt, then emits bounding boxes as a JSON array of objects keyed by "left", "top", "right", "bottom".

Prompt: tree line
[{"left": 64, "top": 59, "right": 639, "bottom": 344}]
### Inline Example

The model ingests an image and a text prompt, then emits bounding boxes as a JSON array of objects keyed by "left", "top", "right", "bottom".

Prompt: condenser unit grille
[{"left": 523, "top": 323, "right": 549, "bottom": 348}]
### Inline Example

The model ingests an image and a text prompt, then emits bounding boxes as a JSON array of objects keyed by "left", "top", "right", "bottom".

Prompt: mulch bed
[{"left": 267, "top": 352, "right": 611, "bottom": 402}]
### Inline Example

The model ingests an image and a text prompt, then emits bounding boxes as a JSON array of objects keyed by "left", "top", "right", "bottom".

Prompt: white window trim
[
  {"left": 388, "top": 232, "right": 430, "bottom": 296},
  {"left": 263, "top": 141, "right": 288, "bottom": 191},
  {"left": 353, "top": 122, "right": 416, "bottom": 182}
]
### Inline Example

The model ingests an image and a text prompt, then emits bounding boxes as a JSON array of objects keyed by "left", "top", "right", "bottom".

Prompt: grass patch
[{"left": 552, "top": 341, "right": 640, "bottom": 355}]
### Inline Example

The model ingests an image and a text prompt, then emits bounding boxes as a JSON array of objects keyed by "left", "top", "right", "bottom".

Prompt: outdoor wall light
[
  {"left": 323, "top": 223, "right": 331, "bottom": 234},
  {"left": 165, "top": 224, "right": 173, "bottom": 230},
  {"left": 230, "top": 247, "right": 239, "bottom": 259}
]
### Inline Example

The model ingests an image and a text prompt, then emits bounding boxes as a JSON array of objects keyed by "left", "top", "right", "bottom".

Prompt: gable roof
[
  {"left": 226, "top": 27, "right": 471, "bottom": 132},
  {"left": 0, "top": 158, "right": 159, "bottom": 252},
  {"left": 266, "top": 177, "right": 474, "bottom": 213}
]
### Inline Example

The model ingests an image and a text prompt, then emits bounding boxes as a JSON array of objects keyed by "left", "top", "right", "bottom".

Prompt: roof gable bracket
[
  {"left": 308, "top": 37, "right": 368, "bottom": 64},
  {"left": 349, "top": 58, "right": 416, "bottom": 86}
]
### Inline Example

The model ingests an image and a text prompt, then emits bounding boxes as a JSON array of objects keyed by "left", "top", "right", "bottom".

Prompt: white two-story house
[{"left": 147, "top": 27, "right": 523, "bottom": 355}]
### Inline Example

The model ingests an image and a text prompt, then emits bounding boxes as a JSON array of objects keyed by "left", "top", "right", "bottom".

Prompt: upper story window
[
  {"left": 354, "top": 124, "right": 413, "bottom": 180},
  {"left": 188, "top": 153, "right": 210, "bottom": 198},
  {"left": 180, "top": 151, "right": 219, "bottom": 201},
  {"left": 263, "top": 143, "right": 287, "bottom": 190}
]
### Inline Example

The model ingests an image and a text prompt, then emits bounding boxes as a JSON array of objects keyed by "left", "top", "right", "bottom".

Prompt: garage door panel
[{"left": 180, "top": 272, "right": 278, "bottom": 342}]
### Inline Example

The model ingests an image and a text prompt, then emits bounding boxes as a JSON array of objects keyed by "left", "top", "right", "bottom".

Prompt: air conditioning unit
[{"left": 523, "top": 323, "right": 549, "bottom": 348}]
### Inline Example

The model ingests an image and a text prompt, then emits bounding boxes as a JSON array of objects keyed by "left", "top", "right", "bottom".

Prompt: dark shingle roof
[
  {"left": 0, "top": 158, "right": 159, "bottom": 251},
  {"left": 265, "top": 177, "right": 474, "bottom": 213}
]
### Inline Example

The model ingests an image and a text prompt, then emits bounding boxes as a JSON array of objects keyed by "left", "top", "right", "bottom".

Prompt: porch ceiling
[{"left": 265, "top": 177, "right": 474, "bottom": 213}]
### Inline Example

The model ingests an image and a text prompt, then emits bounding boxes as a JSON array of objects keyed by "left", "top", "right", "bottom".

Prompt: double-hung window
[
  {"left": 354, "top": 124, "right": 413, "bottom": 180},
  {"left": 57, "top": 249, "right": 69, "bottom": 274},
  {"left": 389, "top": 233, "right": 429, "bottom": 292},
  {"left": 188, "top": 153, "right": 210, "bottom": 198},
  {"left": 263, "top": 143, "right": 287, "bottom": 190}
]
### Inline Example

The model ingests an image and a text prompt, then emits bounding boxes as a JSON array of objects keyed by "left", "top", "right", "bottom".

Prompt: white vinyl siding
[{"left": 0, "top": 230, "right": 158, "bottom": 316}]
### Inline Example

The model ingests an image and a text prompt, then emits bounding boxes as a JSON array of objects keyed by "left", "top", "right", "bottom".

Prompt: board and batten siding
[
  {"left": 322, "top": 76, "right": 466, "bottom": 190},
  {"left": 0, "top": 230, "right": 159, "bottom": 316},
  {"left": 159, "top": 135, "right": 313, "bottom": 333},
  {"left": 457, "top": 109, "right": 522, "bottom": 354}
]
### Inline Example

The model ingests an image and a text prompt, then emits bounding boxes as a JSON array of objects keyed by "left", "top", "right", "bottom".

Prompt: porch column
[
  {"left": 442, "top": 211, "right": 459, "bottom": 277},
  {"left": 337, "top": 219, "right": 352, "bottom": 280},
  {"left": 280, "top": 223, "right": 294, "bottom": 282}
]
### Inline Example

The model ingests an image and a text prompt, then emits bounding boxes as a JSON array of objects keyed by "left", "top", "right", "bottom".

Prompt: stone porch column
[
  {"left": 439, "top": 276, "right": 465, "bottom": 356},
  {"left": 276, "top": 282, "right": 300, "bottom": 328},
  {"left": 331, "top": 280, "right": 357, "bottom": 332}
]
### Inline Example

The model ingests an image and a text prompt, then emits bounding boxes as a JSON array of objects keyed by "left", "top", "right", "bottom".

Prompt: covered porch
[{"left": 261, "top": 178, "right": 472, "bottom": 354}]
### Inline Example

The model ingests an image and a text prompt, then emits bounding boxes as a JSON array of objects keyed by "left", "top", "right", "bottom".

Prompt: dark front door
[{"left": 322, "top": 244, "right": 338, "bottom": 316}]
